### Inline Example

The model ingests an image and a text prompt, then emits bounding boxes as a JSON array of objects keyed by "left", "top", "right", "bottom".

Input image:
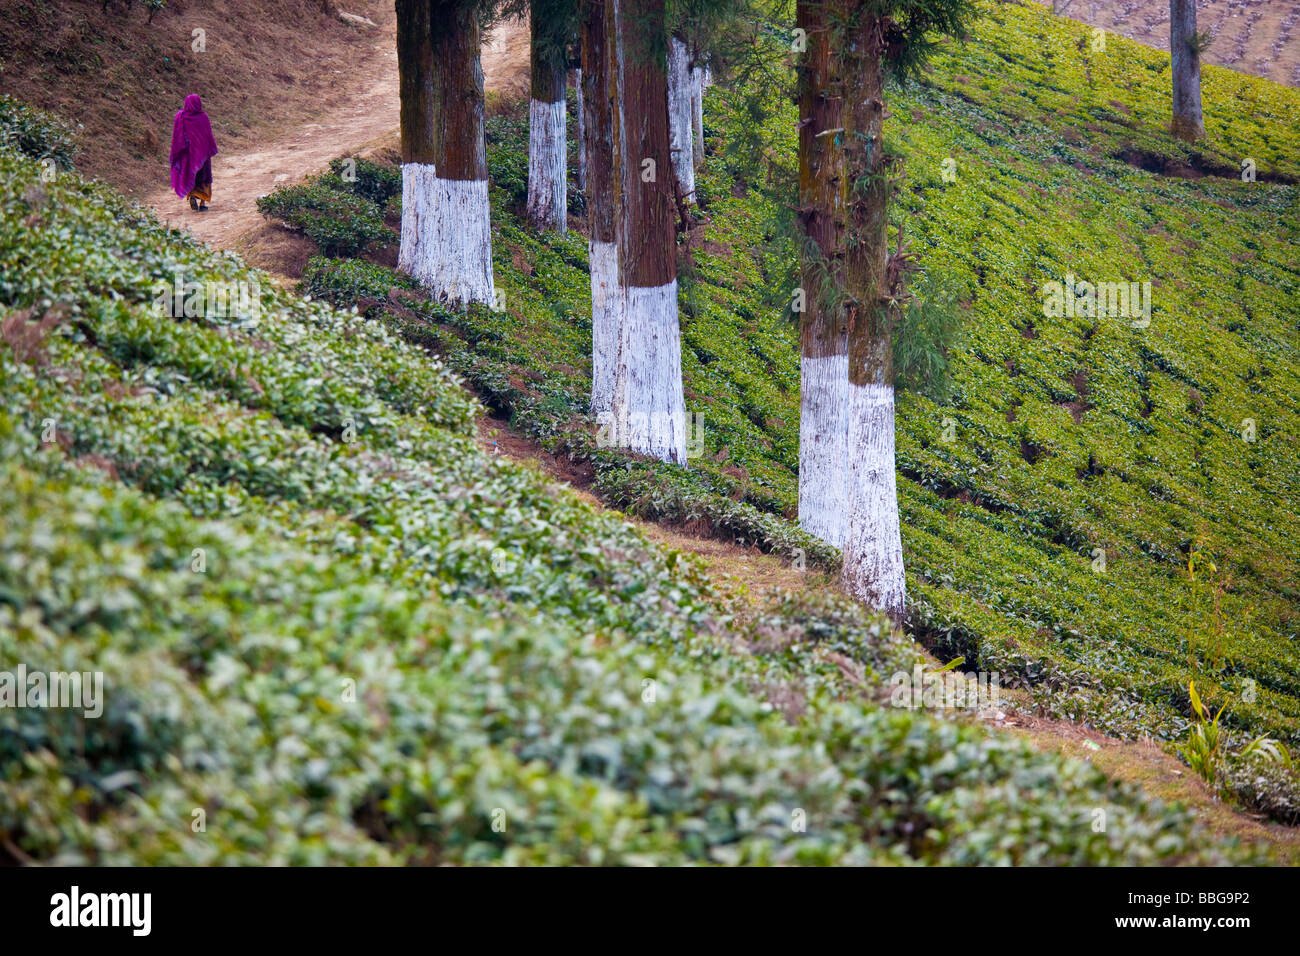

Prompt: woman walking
[{"left": 169, "top": 94, "right": 219, "bottom": 211}]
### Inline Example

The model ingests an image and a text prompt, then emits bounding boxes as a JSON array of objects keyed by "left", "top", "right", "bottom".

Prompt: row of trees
[
  {"left": 392, "top": 0, "right": 1209, "bottom": 619},
  {"left": 392, "top": 0, "right": 968, "bottom": 618}
]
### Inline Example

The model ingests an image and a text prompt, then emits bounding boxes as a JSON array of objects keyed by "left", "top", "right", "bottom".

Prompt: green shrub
[
  {"left": 0, "top": 95, "right": 78, "bottom": 170},
  {"left": 300, "top": 256, "right": 414, "bottom": 311},
  {"left": 1221, "top": 754, "right": 1300, "bottom": 826},
  {"left": 256, "top": 179, "right": 394, "bottom": 257},
  {"left": 328, "top": 156, "right": 402, "bottom": 207},
  {"left": 0, "top": 141, "right": 1271, "bottom": 866}
]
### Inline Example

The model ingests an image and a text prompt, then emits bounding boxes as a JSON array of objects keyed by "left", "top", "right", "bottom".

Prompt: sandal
[
  {"left": 189, "top": 196, "right": 199, "bottom": 210},
  {"left": 198, "top": 203, "right": 209, "bottom": 212}
]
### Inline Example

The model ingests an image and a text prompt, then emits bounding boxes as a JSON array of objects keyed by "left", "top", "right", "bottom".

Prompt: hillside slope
[
  {"left": 1038, "top": 0, "right": 1300, "bottom": 88},
  {"left": 284, "top": 1, "right": 1300, "bottom": 756},
  {"left": 0, "top": 0, "right": 396, "bottom": 196},
  {"left": 7, "top": 133, "right": 1276, "bottom": 863}
]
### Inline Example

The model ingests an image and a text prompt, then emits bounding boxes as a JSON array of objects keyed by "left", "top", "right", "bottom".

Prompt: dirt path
[
  {"left": 137, "top": 9, "right": 1298, "bottom": 861},
  {"left": 145, "top": 16, "right": 530, "bottom": 248}
]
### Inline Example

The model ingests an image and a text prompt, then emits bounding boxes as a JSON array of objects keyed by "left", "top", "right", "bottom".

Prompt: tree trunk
[
  {"left": 839, "top": 8, "right": 905, "bottom": 616},
  {"left": 666, "top": 34, "right": 695, "bottom": 203},
  {"left": 690, "top": 58, "right": 704, "bottom": 170},
  {"left": 582, "top": 0, "right": 622, "bottom": 416},
  {"left": 395, "top": 0, "right": 494, "bottom": 306},
  {"left": 610, "top": 0, "right": 687, "bottom": 464},
  {"left": 1170, "top": 0, "right": 1206, "bottom": 142},
  {"left": 574, "top": 67, "right": 587, "bottom": 196},
  {"left": 528, "top": 12, "right": 569, "bottom": 232},
  {"left": 796, "top": 0, "right": 850, "bottom": 548}
]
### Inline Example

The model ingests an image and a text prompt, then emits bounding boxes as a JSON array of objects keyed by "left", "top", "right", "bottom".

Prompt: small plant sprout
[
  {"left": 1176, "top": 681, "right": 1290, "bottom": 793},
  {"left": 1176, "top": 680, "right": 1226, "bottom": 785}
]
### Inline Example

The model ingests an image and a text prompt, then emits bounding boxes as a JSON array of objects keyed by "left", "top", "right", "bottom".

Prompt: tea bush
[
  {"left": 309, "top": 1, "right": 1300, "bottom": 760},
  {"left": 0, "top": 134, "right": 1269, "bottom": 863},
  {"left": 328, "top": 156, "right": 402, "bottom": 207},
  {"left": 256, "top": 177, "right": 394, "bottom": 257},
  {"left": 0, "top": 94, "right": 78, "bottom": 170}
]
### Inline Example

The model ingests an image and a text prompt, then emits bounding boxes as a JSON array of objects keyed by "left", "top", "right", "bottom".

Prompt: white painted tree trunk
[
  {"left": 841, "top": 382, "right": 906, "bottom": 616},
  {"left": 610, "top": 280, "right": 687, "bottom": 464},
  {"left": 798, "top": 352, "right": 849, "bottom": 548},
  {"left": 589, "top": 238, "right": 620, "bottom": 416},
  {"left": 399, "top": 163, "right": 495, "bottom": 306},
  {"left": 574, "top": 68, "right": 586, "bottom": 196},
  {"left": 690, "top": 64, "right": 704, "bottom": 170},
  {"left": 667, "top": 37, "right": 695, "bottom": 203},
  {"left": 527, "top": 98, "right": 568, "bottom": 232}
]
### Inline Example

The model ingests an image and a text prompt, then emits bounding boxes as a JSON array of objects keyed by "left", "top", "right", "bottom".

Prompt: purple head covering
[{"left": 169, "top": 94, "right": 219, "bottom": 198}]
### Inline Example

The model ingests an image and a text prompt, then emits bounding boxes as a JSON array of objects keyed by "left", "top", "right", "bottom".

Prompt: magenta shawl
[{"left": 169, "top": 94, "right": 219, "bottom": 198}]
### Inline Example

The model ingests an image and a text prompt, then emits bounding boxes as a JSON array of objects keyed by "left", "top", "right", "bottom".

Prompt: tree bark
[
  {"left": 1170, "top": 0, "right": 1206, "bottom": 142},
  {"left": 839, "top": 7, "right": 905, "bottom": 617},
  {"left": 796, "top": 0, "right": 850, "bottom": 548},
  {"left": 395, "top": 0, "right": 494, "bottom": 305},
  {"left": 528, "top": 10, "right": 569, "bottom": 232},
  {"left": 574, "top": 67, "right": 587, "bottom": 196},
  {"left": 690, "top": 57, "right": 704, "bottom": 170},
  {"left": 610, "top": 0, "right": 687, "bottom": 464},
  {"left": 582, "top": 0, "right": 622, "bottom": 416},
  {"left": 667, "top": 33, "right": 695, "bottom": 203}
]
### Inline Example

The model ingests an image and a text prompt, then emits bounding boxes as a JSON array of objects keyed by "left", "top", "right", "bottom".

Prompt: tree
[
  {"left": 795, "top": 0, "right": 850, "bottom": 548},
  {"left": 395, "top": 0, "right": 496, "bottom": 306},
  {"left": 574, "top": 65, "right": 587, "bottom": 195},
  {"left": 1169, "top": 0, "right": 1206, "bottom": 142},
  {"left": 582, "top": 0, "right": 623, "bottom": 416},
  {"left": 667, "top": 30, "right": 696, "bottom": 202},
  {"left": 528, "top": 0, "right": 574, "bottom": 231},
  {"left": 794, "top": 0, "right": 972, "bottom": 616},
  {"left": 691, "top": 54, "right": 707, "bottom": 170},
  {"left": 608, "top": 0, "right": 688, "bottom": 464}
]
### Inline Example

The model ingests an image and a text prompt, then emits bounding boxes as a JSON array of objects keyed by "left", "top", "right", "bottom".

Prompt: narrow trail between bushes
[
  {"left": 142, "top": 16, "right": 531, "bottom": 250},
  {"left": 133, "top": 11, "right": 1300, "bottom": 862}
]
